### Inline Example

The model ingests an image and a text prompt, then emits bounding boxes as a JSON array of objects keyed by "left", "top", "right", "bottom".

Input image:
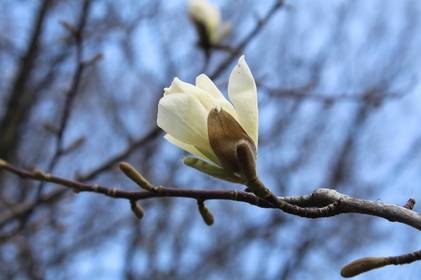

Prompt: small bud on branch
[
  {"left": 341, "top": 257, "right": 389, "bottom": 278},
  {"left": 32, "top": 169, "right": 51, "bottom": 180},
  {"left": 130, "top": 200, "right": 145, "bottom": 220},
  {"left": 341, "top": 249, "right": 421, "bottom": 278},
  {"left": 197, "top": 200, "right": 214, "bottom": 226},
  {"left": 62, "top": 137, "right": 85, "bottom": 154},
  {"left": 119, "top": 162, "right": 156, "bottom": 192},
  {"left": 404, "top": 198, "right": 416, "bottom": 210}
]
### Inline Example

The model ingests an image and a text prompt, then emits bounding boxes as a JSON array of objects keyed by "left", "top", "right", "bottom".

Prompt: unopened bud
[
  {"left": 119, "top": 162, "right": 155, "bottom": 192},
  {"left": 197, "top": 200, "right": 214, "bottom": 226},
  {"left": 404, "top": 198, "right": 416, "bottom": 210},
  {"left": 33, "top": 169, "right": 50, "bottom": 180},
  {"left": 64, "top": 137, "right": 85, "bottom": 153},
  {"left": 130, "top": 201, "right": 144, "bottom": 220},
  {"left": 341, "top": 257, "right": 389, "bottom": 278},
  {"left": 207, "top": 108, "right": 256, "bottom": 181}
]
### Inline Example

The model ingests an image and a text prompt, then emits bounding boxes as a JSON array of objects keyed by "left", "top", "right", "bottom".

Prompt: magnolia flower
[
  {"left": 157, "top": 56, "right": 258, "bottom": 183},
  {"left": 188, "top": 0, "right": 230, "bottom": 46}
]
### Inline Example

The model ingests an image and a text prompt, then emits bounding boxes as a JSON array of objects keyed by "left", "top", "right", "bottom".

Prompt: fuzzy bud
[
  {"left": 130, "top": 201, "right": 145, "bottom": 220},
  {"left": 197, "top": 200, "right": 214, "bottom": 226},
  {"left": 207, "top": 108, "right": 256, "bottom": 181},
  {"left": 341, "top": 257, "right": 389, "bottom": 278},
  {"left": 119, "top": 162, "right": 155, "bottom": 192}
]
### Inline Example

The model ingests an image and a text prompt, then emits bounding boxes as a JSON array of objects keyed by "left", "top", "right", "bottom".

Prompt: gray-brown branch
[{"left": 0, "top": 159, "right": 420, "bottom": 230}]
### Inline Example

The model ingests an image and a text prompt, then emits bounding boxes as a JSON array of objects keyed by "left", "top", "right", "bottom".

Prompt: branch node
[
  {"left": 404, "top": 198, "right": 416, "bottom": 210},
  {"left": 33, "top": 169, "right": 51, "bottom": 180},
  {"left": 60, "top": 20, "right": 78, "bottom": 36},
  {"left": 232, "top": 190, "right": 239, "bottom": 200},
  {"left": 72, "top": 187, "right": 81, "bottom": 194},
  {"left": 107, "top": 188, "right": 117, "bottom": 197},
  {"left": 82, "top": 53, "right": 103, "bottom": 66}
]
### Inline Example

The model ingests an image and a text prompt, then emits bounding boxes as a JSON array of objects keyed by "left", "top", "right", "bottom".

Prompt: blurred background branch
[{"left": 0, "top": 0, "right": 420, "bottom": 279}]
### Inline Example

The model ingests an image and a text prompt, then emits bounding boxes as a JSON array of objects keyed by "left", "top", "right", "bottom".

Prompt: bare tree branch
[
  {"left": 36, "top": 0, "right": 95, "bottom": 199},
  {"left": 1, "top": 159, "right": 420, "bottom": 230},
  {"left": 0, "top": 0, "right": 53, "bottom": 162},
  {"left": 210, "top": 0, "right": 285, "bottom": 79}
]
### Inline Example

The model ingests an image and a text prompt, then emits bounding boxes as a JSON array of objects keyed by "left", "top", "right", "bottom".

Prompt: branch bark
[{"left": 0, "top": 159, "right": 420, "bottom": 230}]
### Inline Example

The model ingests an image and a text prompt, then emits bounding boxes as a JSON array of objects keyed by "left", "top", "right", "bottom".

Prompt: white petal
[
  {"left": 195, "top": 146, "right": 220, "bottom": 165},
  {"left": 164, "top": 134, "right": 220, "bottom": 165},
  {"left": 195, "top": 74, "right": 239, "bottom": 120},
  {"left": 164, "top": 134, "right": 207, "bottom": 158},
  {"left": 157, "top": 93, "right": 209, "bottom": 149},
  {"left": 228, "top": 55, "right": 258, "bottom": 146},
  {"left": 166, "top": 78, "right": 218, "bottom": 111},
  {"left": 195, "top": 74, "right": 224, "bottom": 99},
  {"left": 163, "top": 78, "right": 184, "bottom": 95}
]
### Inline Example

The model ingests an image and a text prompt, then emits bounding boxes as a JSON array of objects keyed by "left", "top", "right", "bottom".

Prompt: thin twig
[
  {"left": 0, "top": 128, "right": 160, "bottom": 228},
  {"left": 37, "top": 0, "right": 93, "bottom": 193},
  {"left": 210, "top": 0, "right": 285, "bottom": 79}
]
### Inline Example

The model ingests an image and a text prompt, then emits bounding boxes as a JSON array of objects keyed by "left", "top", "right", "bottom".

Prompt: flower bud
[
  {"left": 130, "top": 201, "right": 145, "bottom": 220},
  {"left": 197, "top": 200, "right": 214, "bottom": 226},
  {"left": 188, "top": 0, "right": 227, "bottom": 46},
  {"left": 341, "top": 257, "right": 389, "bottom": 278},
  {"left": 119, "top": 162, "right": 155, "bottom": 192},
  {"left": 207, "top": 108, "right": 256, "bottom": 181},
  {"left": 157, "top": 56, "right": 258, "bottom": 183}
]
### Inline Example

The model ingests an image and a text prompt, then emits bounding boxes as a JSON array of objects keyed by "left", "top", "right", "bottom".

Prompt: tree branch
[
  {"left": 1, "top": 159, "right": 420, "bottom": 230},
  {"left": 36, "top": 0, "right": 95, "bottom": 199},
  {"left": 0, "top": 0, "right": 53, "bottom": 161},
  {"left": 209, "top": 0, "right": 285, "bottom": 79}
]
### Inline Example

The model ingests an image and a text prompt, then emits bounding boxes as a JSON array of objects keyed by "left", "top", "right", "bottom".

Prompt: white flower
[
  {"left": 157, "top": 55, "right": 258, "bottom": 180},
  {"left": 188, "top": 0, "right": 230, "bottom": 45}
]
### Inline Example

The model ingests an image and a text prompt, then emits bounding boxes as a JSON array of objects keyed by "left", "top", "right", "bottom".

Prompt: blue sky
[{"left": 1, "top": 0, "right": 421, "bottom": 279}]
